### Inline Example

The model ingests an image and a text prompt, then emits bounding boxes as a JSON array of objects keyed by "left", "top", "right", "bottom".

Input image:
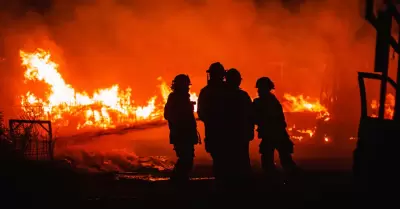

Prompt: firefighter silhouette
[
  {"left": 164, "top": 74, "right": 200, "bottom": 183},
  {"left": 253, "top": 77, "right": 299, "bottom": 175},
  {"left": 197, "top": 62, "right": 230, "bottom": 182},
  {"left": 225, "top": 68, "right": 254, "bottom": 180}
]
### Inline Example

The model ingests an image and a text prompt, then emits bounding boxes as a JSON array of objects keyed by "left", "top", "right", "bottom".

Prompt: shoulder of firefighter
[
  {"left": 164, "top": 92, "right": 196, "bottom": 124},
  {"left": 270, "top": 94, "right": 287, "bottom": 127},
  {"left": 252, "top": 96, "right": 287, "bottom": 138},
  {"left": 163, "top": 92, "right": 175, "bottom": 121},
  {"left": 197, "top": 85, "right": 226, "bottom": 122},
  {"left": 252, "top": 98, "right": 262, "bottom": 114},
  {"left": 164, "top": 92, "right": 199, "bottom": 145},
  {"left": 236, "top": 90, "right": 253, "bottom": 118},
  {"left": 197, "top": 87, "right": 208, "bottom": 122},
  {"left": 252, "top": 97, "right": 262, "bottom": 130},
  {"left": 239, "top": 90, "right": 252, "bottom": 102},
  {"left": 241, "top": 91, "right": 255, "bottom": 141},
  {"left": 224, "top": 89, "right": 254, "bottom": 141}
]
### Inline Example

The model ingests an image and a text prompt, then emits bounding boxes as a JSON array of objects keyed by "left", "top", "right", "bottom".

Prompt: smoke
[
  {"left": 0, "top": 0, "right": 376, "bottom": 172},
  {"left": 58, "top": 147, "right": 174, "bottom": 173},
  {"left": 53, "top": 121, "right": 355, "bottom": 173},
  {"left": 1, "top": 0, "right": 376, "bottom": 99},
  {"left": 53, "top": 122, "right": 176, "bottom": 173}
]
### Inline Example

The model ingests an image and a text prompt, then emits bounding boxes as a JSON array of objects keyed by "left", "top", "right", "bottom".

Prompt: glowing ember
[
  {"left": 297, "top": 128, "right": 315, "bottom": 137},
  {"left": 324, "top": 136, "right": 330, "bottom": 142},
  {"left": 287, "top": 125, "right": 316, "bottom": 141},
  {"left": 19, "top": 49, "right": 198, "bottom": 130},
  {"left": 282, "top": 94, "right": 327, "bottom": 113}
]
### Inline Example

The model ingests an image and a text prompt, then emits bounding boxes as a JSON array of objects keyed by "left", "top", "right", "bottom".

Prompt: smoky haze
[
  {"left": 0, "top": 0, "right": 379, "bottom": 120},
  {"left": 0, "top": 0, "right": 383, "bottom": 173}
]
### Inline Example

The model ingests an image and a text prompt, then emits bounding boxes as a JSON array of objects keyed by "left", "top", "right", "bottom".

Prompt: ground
[
  {"left": 3, "top": 158, "right": 357, "bottom": 209},
  {"left": 2, "top": 124, "right": 359, "bottom": 209},
  {"left": 82, "top": 165, "right": 355, "bottom": 209},
  {"left": 54, "top": 122, "right": 356, "bottom": 172}
]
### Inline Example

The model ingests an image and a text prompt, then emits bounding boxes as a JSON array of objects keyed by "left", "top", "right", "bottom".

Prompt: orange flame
[
  {"left": 282, "top": 93, "right": 330, "bottom": 121},
  {"left": 283, "top": 94, "right": 327, "bottom": 113},
  {"left": 371, "top": 93, "right": 395, "bottom": 119},
  {"left": 19, "top": 49, "right": 197, "bottom": 130},
  {"left": 282, "top": 94, "right": 330, "bottom": 142},
  {"left": 19, "top": 49, "right": 324, "bottom": 133}
]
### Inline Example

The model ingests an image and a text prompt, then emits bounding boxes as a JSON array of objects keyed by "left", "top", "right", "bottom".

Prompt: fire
[
  {"left": 19, "top": 49, "right": 323, "bottom": 135},
  {"left": 287, "top": 125, "right": 315, "bottom": 142},
  {"left": 371, "top": 93, "right": 395, "bottom": 119},
  {"left": 324, "top": 136, "right": 330, "bottom": 143},
  {"left": 190, "top": 93, "right": 199, "bottom": 112},
  {"left": 282, "top": 93, "right": 330, "bottom": 120},
  {"left": 19, "top": 49, "right": 197, "bottom": 130},
  {"left": 297, "top": 128, "right": 315, "bottom": 137},
  {"left": 282, "top": 94, "right": 330, "bottom": 142}
]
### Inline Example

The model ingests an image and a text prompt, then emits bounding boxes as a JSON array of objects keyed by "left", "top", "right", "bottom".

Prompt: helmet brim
[
  {"left": 207, "top": 70, "right": 226, "bottom": 75},
  {"left": 255, "top": 85, "right": 275, "bottom": 89}
]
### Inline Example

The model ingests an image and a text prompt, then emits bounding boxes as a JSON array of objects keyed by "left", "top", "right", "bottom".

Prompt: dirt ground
[
  {"left": 2, "top": 157, "right": 358, "bottom": 209},
  {"left": 2, "top": 123, "right": 361, "bottom": 209},
  {"left": 54, "top": 122, "right": 357, "bottom": 172}
]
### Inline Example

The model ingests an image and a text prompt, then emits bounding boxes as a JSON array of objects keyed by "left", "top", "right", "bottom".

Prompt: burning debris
[
  {"left": 281, "top": 94, "right": 331, "bottom": 143},
  {"left": 19, "top": 48, "right": 198, "bottom": 131},
  {"left": 58, "top": 148, "right": 174, "bottom": 173},
  {"left": 114, "top": 174, "right": 214, "bottom": 181},
  {"left": 14, "top": 48, "right": 367, "bottom": 173},
  {"left": 19, "top": 48, "right": 335, "bottom": 141}
]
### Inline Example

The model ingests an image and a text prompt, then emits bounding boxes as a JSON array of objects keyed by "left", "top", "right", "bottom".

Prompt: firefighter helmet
[
  {"left": 226, "top": 68, "right": 242, "bottom": 86},
  {"left": 206, "top": 62, "right": 225, "bottom": 75},
  {"left": 256, "top": 77, "right": 275, "bottom": 90},
  {"left": 172, "top": 74, "right": 191, "bottom": 90}
]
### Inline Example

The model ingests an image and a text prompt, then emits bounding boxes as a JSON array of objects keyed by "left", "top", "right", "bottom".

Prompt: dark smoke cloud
[
  {"left": 0, "top": 0, "right": 378, "bottom": 120},
  {"left": 0, "top": 0, "right": 376, "bottom": 172}
]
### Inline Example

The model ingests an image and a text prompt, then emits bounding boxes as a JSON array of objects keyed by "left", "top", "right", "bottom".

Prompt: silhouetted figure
[
  {"left": 225, "top": 68, "right": 254, "bottom": 181},
  {"left": 197, "top": 62, "right": 229, "bottom": 184},
  {"left": 253, "top": 77, "right": 298, "bottom": 176},
  {"left": 164, "top": 74, "right": 199, "bottom": 183}
]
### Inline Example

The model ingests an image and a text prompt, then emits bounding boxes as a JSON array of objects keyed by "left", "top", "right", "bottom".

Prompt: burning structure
[
  {"left": 18, "top": 48, "right": 334, "bottom": 142},
  {"left": 5, "top": 47, "right": 341, "bottom": 172},
  {"left": 19, "top": 48, "right": 199, "bottom": 132},
  {"left": 0, "top": 0, "right": 397, "bottom": 173},
  {"left": 16, "top": 47, "right": 396, "bottom": 144}
]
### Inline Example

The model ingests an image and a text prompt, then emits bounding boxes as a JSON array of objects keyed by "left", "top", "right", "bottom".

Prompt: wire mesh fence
[{"left": 9, "top": 119, "right": 53, "bottom": 161}]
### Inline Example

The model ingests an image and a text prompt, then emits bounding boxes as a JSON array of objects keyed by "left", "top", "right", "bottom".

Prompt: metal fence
[{"left": 8, "top": 119, "right": 53, "bottom": 161}]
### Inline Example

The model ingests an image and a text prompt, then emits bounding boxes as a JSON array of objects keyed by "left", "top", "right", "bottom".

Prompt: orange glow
[
  {"left": 20, "top": 49, "right": 327, "bottom": 135},
  {"left": 20, "top": 49, "right": 198, "bottom": 130},
  {"left": 371, "top": 93, "right": 395, "bottom": 119},
  {"left": 282, "top": 94, "right": 331, "bottom": 143},
  {"left": 282, "top": 93, "right": 330, "bottom": 120},
  {"left": 1, "top": 0, "right": 376, "bottom": 173},
  {"left": 287, "top": 124, "right": 316, "bottom": 140},
  {"left": 324, "top": 136, "right": 329, "bottom": 142},
  {"left": 298, "top": 128, "right": 315, "bottom": 137},
  {"left": 282, "top": 94, "right": 330, "bottom": 142}
]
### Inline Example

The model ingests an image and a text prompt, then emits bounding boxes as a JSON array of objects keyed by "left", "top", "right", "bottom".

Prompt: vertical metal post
[
  {"left": 48, "top": 122, "right": 53, "bottom": 160},
  {"left": 374, "top": 8, "right": 392, "bottom": 119},
  {"left": 395, "top": 34, "right": 400, "bottom": 120},
  {"left": 36, "top": 137, "right": 39, "bottom": 160}
]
